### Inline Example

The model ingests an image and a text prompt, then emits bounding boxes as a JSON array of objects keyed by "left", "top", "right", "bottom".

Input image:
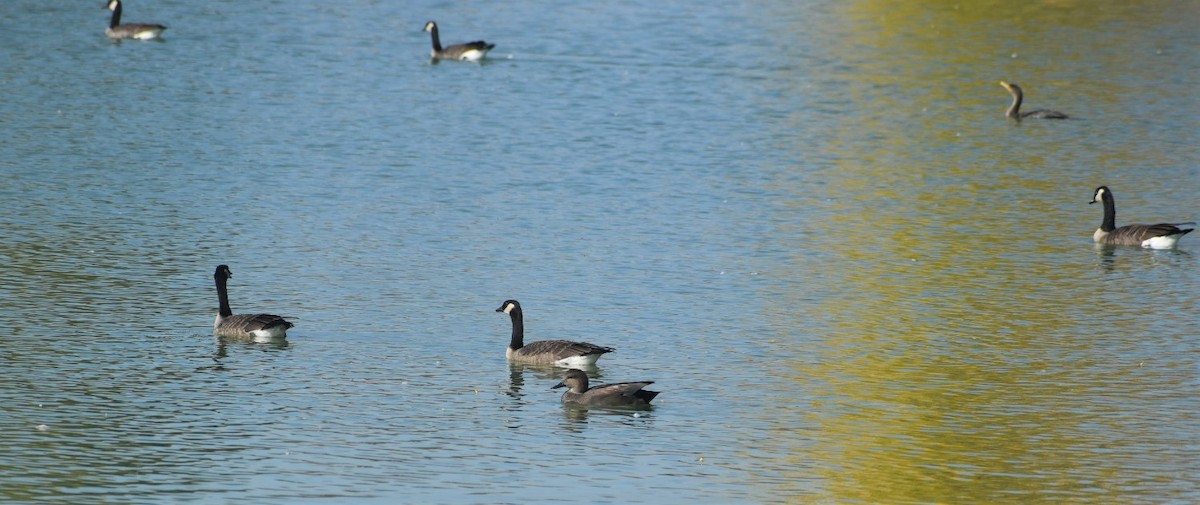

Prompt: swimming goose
[
  {"left": 552, "top": 369, "right": 659, "bottom": 407},
  {"left": 1090, "top": 186, "right": 1193, "bottom": 249},
  {"left": 496, "top": 300, "right": 613, "bottom": 366},
  {"left": 999, "top": 81, "right": 1068, "bottom": 119},
  {"left": 213, "top": 265, "right": 294, "bottom": 339},
  {"left": 423, "top": 21, "right": 494, "bottom": 61},
  {"left": 104, "top": 0, "right": 167, "bottom": 40}
]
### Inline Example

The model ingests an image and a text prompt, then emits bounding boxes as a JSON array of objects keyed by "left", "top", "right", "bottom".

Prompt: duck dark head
[{"left": 552, "top": 369, "right": 588, "bottom": 391}]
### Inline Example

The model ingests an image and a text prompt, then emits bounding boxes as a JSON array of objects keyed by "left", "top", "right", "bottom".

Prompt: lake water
[{"left": 2, "top": 0, "right": 1199, "bottom": 503}]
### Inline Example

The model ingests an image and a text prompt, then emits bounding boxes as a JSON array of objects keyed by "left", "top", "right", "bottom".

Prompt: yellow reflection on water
[{"left": 747, "top": 0, "right": 1199, "bottom": 502}]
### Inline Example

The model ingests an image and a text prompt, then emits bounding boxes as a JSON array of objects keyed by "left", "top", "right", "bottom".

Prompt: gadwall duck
[{"left": 552, "top": 369, "right": 659, "bottom": 407}]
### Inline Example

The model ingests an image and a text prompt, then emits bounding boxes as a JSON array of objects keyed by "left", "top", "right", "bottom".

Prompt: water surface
[{"left": 2, "top": 0, "right": 1198, "bottom": 503}]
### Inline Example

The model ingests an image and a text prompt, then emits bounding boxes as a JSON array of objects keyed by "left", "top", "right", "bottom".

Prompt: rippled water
[{"left": 2, "top": 0, "right": 1199, "bottom": 503}]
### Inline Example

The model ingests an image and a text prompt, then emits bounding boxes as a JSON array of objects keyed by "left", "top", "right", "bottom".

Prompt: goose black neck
[
  {"left": 428, "top": 25, "right": 442, "bottom": 52},
  {"left": 1100, "top": 191, "right": 1117, "bottom": 232},
  {"left": 507, "top": 305, "right": 524, "bottom": 350},
  {"left": 1006, "top": 90, "right": 1023, "bottom": 118},
  {"left": 109, "top": 1, "right": 122, "bottom": 28},
  {"left": 215, "top": 273, "right": 234, "bottom": 318}
]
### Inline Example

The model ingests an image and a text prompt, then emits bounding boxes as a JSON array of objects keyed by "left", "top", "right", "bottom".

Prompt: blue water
[{"left": 2, "top": 0, "right": 1199, "bottom": 503}]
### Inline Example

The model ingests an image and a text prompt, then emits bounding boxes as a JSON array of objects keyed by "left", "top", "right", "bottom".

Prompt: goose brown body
[
  {"left": 105, "top": 0, "right": 166, "bottom": 40},
  {"left": 213, "top": 265, "right": 293, "bottom": 339},
  {"left": 496, "top": 300, "right": 613, "bottom": 366},
  {"left": 423, "top": 21, "right": 494, "bottom": 61},
  {"left": 1090, "top": 186, "right": 1192, "bottom": 249}
]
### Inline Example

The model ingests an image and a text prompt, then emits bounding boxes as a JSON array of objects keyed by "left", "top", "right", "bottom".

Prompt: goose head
[{"left": 496, "top": 299, "right": 520, "bottom": 314}]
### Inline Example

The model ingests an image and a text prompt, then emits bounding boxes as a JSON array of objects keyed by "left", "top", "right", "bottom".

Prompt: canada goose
[
  {"left": 1090, "top": 186, "right": 1193, "bottom": 249},
  {"left": 496, "top": 299, "right": 613, "bottom": 366},
  {"left": 423, "top": 21, "right": 494, "bottom": 61},
  {"left": 213, "top": 265, "right": 294, "bottom": 339},
  {"left": 999, "top": 81, "right": 1068, "bottom": 119},
  {"left": 104, "top": 0, "right": 166, "bottom": 40},
  {"left": 552, "top": 369, "right": 659, "bottom": 407}
]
